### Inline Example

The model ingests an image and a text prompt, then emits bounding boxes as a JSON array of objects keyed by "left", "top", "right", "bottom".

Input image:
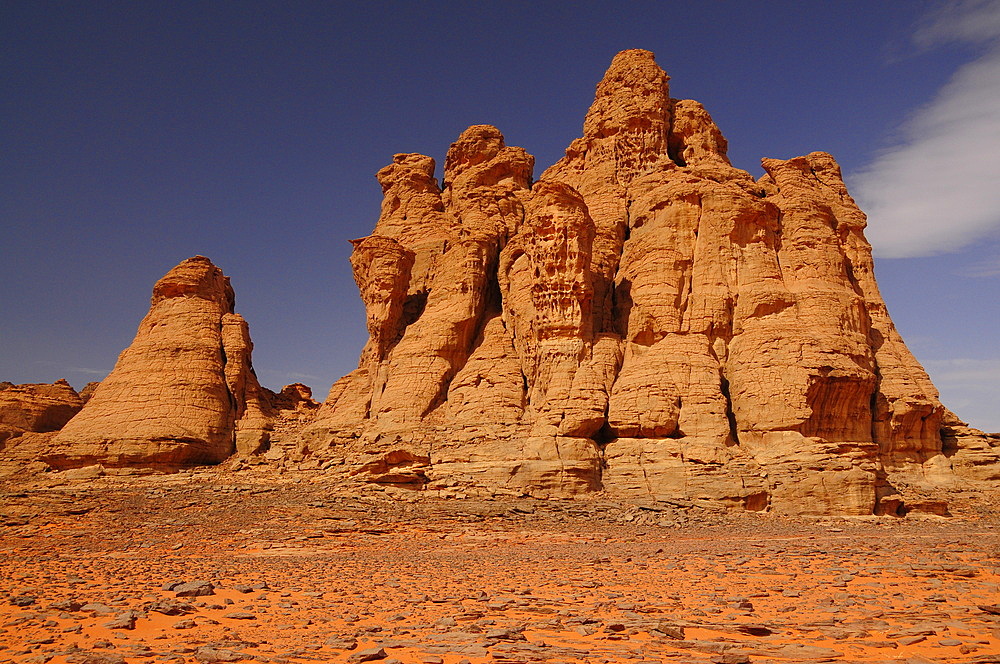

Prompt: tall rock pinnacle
[
  {"left": 23, "top": 50, "right": 994, "bottom": 514},
  {"left": 45, "top": 257, "right": 273, "bottom": 469},
  {"left": 300, "top": 49, "right": 999, "bottom": 514}
]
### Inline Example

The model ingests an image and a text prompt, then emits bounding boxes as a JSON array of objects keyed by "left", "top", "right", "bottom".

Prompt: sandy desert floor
[{"left": 3, "top": 468, "right": 1000, "bottom": 664}]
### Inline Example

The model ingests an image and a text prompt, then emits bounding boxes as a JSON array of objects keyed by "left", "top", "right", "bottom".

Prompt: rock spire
[
  {"left": 299, "top": 49, "right": 998, "bottom": 514},
  {"left": 44, "top": 257, "right": 274, "bottom": 469}
]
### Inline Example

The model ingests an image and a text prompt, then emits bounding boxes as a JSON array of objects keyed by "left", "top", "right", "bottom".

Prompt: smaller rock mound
[
  {"left": 0, "top": 379, "right": 84, "bottom": 478},
  {"left": 43, "top": 256, "right": 273, "bottom": 470},
  {"left": 0, "top": 379, "right": 83, "bottom": 448}
]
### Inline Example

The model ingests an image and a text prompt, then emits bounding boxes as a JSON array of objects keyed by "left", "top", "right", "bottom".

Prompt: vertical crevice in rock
[
  {"left": 718, "top": 374, "right": 740, "bottom": 446},
  {"left": 294, "top": 49, "right": 991, "bottom": 512}
]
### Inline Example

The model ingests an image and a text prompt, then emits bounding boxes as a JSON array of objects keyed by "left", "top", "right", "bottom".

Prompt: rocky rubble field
[{"left": 2, "top": 469, "right": 1000, "bottom": 664}]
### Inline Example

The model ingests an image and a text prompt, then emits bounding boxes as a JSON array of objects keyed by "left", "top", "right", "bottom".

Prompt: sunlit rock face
[
  {"left": 296, "top": 48, "right": 999, "bottom": 515},
  {"left": 31, "top": 50, "right": 988, "bottom": 513},
  {"left": 0, "top": 380, "right": 83, "bottom": 448},
  {"left": 44, "top": 257, "right": 276, "bottom": 470}
]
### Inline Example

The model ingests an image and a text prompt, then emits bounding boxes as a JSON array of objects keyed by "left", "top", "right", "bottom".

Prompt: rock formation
[
  {"left": 43, "top": 257, "right": 276, "bottom": 469},
  {"left": 7, "top": 50, "right": 995, "bottom": 515},
  {"left": 0, "top": 379, "right": 83, "bottom": 448},
  {"left": 78, "top": 382, "right": 100, "bottom": 404},
  {"left": 0, "top": 380, "right": 84, "bottom": 478},
  {"left": 300, "top": 49, "right": 1000, "bottom": 514}
]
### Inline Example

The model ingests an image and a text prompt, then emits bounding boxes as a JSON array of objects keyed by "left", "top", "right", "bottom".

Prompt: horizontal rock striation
[
  {"left": 43, "top": 257, "right": 280, "bottom": 470},
  {"left": 0, "top": 379, "right": 83, "bottom": 448},
  {"left": 300, "top": 49, "right": 999, "bottom": 514}
]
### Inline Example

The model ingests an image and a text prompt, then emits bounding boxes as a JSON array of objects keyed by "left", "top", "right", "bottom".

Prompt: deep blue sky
[{"left": 3, "top": 1, "right": 999, "bottom": 430}]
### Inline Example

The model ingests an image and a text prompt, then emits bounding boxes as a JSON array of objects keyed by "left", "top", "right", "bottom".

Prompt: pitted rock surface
[
  {"left": 8, "top": 50, "right": 998, "bottom": 515},
  {"left": 299, "top": 49, "right": 999, "bottom": 514}
]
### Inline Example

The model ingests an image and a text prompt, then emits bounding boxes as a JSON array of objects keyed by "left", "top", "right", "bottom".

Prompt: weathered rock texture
[
  {"left": 301, "top": 49, "right": 999, "bottom": 514},
  {"left": 0, "top": 380, "right": 85, "bottom": 477},
  {"left": 43, "top": 257, "right": 278, "bottom": 469},
  {"left": 0, "top": 380, "right": 82, "bottom": 448},
  {"left": 78, "top": 382, "right": 101, "bottom": 404}
]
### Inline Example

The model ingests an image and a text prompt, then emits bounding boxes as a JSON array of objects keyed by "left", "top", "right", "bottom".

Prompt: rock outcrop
[
  {"left": 0, "top": 380, "right": 84, "bottom": 478},
  {"left": 0, "top": 380, "right": 83, "bottom": 448},
  {"left": 300, "top": 49, "right": 999, "bottom": 514},
  {"left": 43, "top": 257, "right": 275, "bottom": 469},
  {"left": 78, "top": 382, "right": 100, "bottom": 404},
  {"left": 9, "top": 50, "right": 993, "bottom": 514}
]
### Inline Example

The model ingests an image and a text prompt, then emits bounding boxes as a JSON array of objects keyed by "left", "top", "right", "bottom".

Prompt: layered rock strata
[
  {"left": 0, "top": 380, "right": 83, "bottom": 449},
  {"left": 14, "top": 50, "right": 995, "bottom": 513},
  {"left": 302, "top": 49, "right": 998, "bottom": 513},
  {"left": 43, "top": 257, "right": 276, "bottom": 469}
]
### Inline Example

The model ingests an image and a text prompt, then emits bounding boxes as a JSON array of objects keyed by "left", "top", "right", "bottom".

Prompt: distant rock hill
[
  {"left": 6, "top": 50, "right": 998, "bottom": 514},
  {"left": 3, "top": 257, "right": 318, "bottom": 475}
]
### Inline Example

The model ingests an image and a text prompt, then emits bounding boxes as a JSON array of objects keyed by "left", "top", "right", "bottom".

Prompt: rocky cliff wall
[
  {"left": 299, "top": 50, "right": 998, "bottom": 514},
  {"left": 9, "top": 50, "right": 997, "bottom": 514}
]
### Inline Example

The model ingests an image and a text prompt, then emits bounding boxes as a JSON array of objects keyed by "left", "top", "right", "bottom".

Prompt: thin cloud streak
[
  {"left": 850, "top": 0, "right": 1000, "bottom": 258},
  {"left": 67, "top": 368, "right": 110, "bottom": 377},
  {"left": 35, "top": 361, "right": 109, "bottom": 377},
  {"left": 914, "top": 0, "right": 1000, "bottom": 46},
  {"left": 957, "top": 253, "right": 1000, "bottom": 276},
  {"left": 285, "top": 372, "right": 322, "bottom": 382},
  {"left": 925, "top": 357, "right": 1000, "bottom": 382}
]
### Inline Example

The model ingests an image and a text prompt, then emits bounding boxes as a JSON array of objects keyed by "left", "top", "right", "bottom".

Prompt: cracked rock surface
[{"left": 296, "top": 49, "right": 1000, "bottom": 514}]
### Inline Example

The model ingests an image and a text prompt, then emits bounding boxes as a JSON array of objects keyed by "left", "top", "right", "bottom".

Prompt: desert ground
[{"left": 3, "top": 467, "right": 1000, "bottom": 664}]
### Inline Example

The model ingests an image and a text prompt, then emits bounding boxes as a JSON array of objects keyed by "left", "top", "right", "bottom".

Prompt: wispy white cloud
[
  {"left": 956, "top": 253, "right": 1000, "bottom": 276},
  {"left": 850, "top": 0, "right": 1000, "bottom": 258},
  {"left": 285, "top": 372, "right": 322, "bottom": 381},
  {"left": 925, "top": 357, "right": 1000, "bottom": 382},
  {"left": 67, "top": 367, "right": 110, "bottom": 376},
  {"left": 914, "top": 0, "right": 1000, "bottom": 46},
  {"left": 36, "top": 361, "right": 109, "bottom": 377}
]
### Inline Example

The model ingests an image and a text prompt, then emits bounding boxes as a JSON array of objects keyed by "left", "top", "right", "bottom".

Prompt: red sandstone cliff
[
  {"left": 10, "top": 50, "right": 997, "bottom": 515},
  {"left": 297, "top": 50, "right": 999, "bottom": 514}
]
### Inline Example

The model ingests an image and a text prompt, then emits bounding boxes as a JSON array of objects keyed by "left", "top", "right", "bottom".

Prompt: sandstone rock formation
[
  {"left": 43, "top": 257, "right": 276, "bottom": 469},
  {"left": 261, "top": 383, "right": 321, "bottom": 459},
  {"left": 0, "top": 379, "right": 82, "bottom": 448},
  {"left": 10, "top": 50, "right": 994, "bottom": 515},
  {"left": 301, "top": 49, "right": 999, "bottom": 514},
  {"left": 0, "top": 380, "right": 85, "bottom": 478},
  {"left": 78, "top": 381, "right": 100, "bottom": 404}
]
